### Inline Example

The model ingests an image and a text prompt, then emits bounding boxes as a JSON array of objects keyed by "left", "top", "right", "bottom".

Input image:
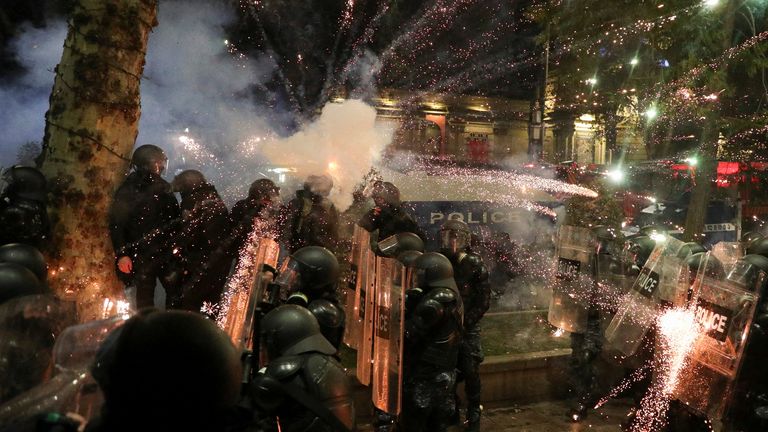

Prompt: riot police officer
[
  {"left": 358, "top": 182, "right": 424, "bottom": 250},
  {"left": 88, "top": 309, "right": 242, "bottom": 431},
  {"left": 0, "top": 166, "right": 50, "bottom": 249},
  {"left": 273, "top": 246, "right": 345, "bottom": 349},
  {"left": 283, "top": 174, "right": 340, "bottom": 253},
  {"left": 170, "top": 170, "right": 231, "bottom": 313},
  {"left": 108, "top": 145, "right": 181, "bottom": 309},
  {"left": 401, "top": 252, "right": 463, "bottom": 432},
  {"left": 251, "top": 305, "right": 355, "bottom": 432},
  {"left": 229, "top": 178, "right": 281, "bottom": 256},
  {"left": 439, "top": 219, "right": 490, "bottom": 431}
]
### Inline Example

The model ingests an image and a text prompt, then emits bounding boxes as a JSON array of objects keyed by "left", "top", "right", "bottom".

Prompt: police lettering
[
  {"left": 376, "top": 305, "right": 391, "bottom": 339},
  {"left": 634, "top": 268, "right": 660, "bottom": 298},
  {"left": 429, "top": 210, "right": 522, "bottom": 225},
  {"left": 694, "top": 299, "right": 733, "bottom": 342},
  {"left": 556, "top": 258, "right": 581, "bottom": 281}
]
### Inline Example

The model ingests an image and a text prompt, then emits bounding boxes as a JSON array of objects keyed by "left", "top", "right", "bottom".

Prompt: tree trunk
[
  {"left": 682, "top": 0, "right": 735, "bottom": 243},
  {"left": 38, "top": 0, "right": 158, "bottom": 321}
]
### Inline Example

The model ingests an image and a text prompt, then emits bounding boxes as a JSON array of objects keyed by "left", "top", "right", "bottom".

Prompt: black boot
[{"left": 465, "top": 404, "right": 482, "bottom": 432}]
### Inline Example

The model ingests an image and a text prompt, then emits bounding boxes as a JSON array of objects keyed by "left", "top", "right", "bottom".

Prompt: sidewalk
[{"left": 478, "top": 398, "right": 632, "bottom": 431}]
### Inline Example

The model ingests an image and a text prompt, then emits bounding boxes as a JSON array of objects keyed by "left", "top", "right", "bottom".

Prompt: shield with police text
[
  {"left": 671, "top": 257, "right": 763, "bottom": 420},
  {"left": 220, "top": 233, "right": 280, "bottom": 351},
  {"left": 548, "top": 225, "right": 596, "bottom": 334},
  {"left": 604, "top": 236, "right": 688, "bottom": 358},
  {"left": 372, "top": 256, "right": 406, "bottom": 415},
  {"left": 347, "top": 226, "right": 377, "bottom": 386},
  {"left": 343, "top": 226, "right": 366, "bottom": 350}
]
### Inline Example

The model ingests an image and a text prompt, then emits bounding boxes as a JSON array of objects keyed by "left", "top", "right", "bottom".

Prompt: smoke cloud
[
  {"left": 259, "top": 99, "right": 393, "bottom": 210},
  {"left": 0, "top": 21, "right": 66, "bottom": 168},
  {"left": 0, "top": 0, "right": 393, "bottom": 209}
]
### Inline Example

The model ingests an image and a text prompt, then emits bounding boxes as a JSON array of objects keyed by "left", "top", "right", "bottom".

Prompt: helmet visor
[
  {"left": 275, "top": 258, "right": 303, "bottom": 293},
  {"left": 441, "top": 230, "right": 469, "bottom": 255},
  {"left": 378, "top": 235, "right": 400, "bottom": 257}
]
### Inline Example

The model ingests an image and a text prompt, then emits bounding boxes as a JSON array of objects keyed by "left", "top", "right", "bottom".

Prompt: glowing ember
[{"left": 631, "top": 308, "right": 701, "bottom": 432}]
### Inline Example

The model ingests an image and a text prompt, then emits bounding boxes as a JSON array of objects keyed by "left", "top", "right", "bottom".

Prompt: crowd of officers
[{"left": 0, "top": 144, "right": 493, "bottom": 432}]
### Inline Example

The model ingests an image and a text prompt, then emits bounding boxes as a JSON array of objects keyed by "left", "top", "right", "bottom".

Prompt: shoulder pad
[
  {"left": 460, "top": 253, "right": 489, "bottom": 281},
  {"left": 308, "top": 299, "right": 344, "bottom": 329},
  {"left": 265, "top": 355, "right": 304, "bottom": 380},
  {"left": 426, "top": 287, "right": 459, "bottom": 304}
]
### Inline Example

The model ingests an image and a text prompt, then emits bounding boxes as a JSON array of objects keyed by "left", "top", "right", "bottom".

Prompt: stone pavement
[
  {"left": 475, "top": 398, "right": 633, "bottom": 431},
  {"left": 359, "top": 398, "right": 633, "bottom": 431}
]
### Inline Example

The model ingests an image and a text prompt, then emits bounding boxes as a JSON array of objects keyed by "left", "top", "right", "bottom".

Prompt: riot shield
[
  {"left": 604, "top": 236, "right": 689, "bottom": 358},
  {"left": 218, "top": 231, "right": 280, "bottom": 350},
  {"left": 343, "top": 226, "right": 367, "bottom": 350},
  {"left": 671, "top": 258, "right": 763, "bottom": 420},
  {"left": 0, "top": 316, "right": 128, "bottom": 424},
  {"left": 372, "top": 256, "right": 405, "bottom": 415},
  {"left": 355, "top": 229, "right": 377, "bottom": 386},
  {"left": 548, "top": 226, "right": 596, "bottom": 334},
  {"left": 711, "top": 241, "right": 744, "bottom": 275}
]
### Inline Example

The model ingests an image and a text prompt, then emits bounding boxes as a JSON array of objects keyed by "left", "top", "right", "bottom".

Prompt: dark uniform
[
  {"left": 439, "top": 220, "right": 490, "bottom": 431},
  {"left": 401, "top": 252, "right": 464, "bottom": 432},
  {"left": 228, "top": 178, "right": 281, "bottom": 258},
  {"left": 358, "top": 182, "right": 424, "bottom": 250},
  {"left": 87, "top": 310, "right": 242, "bottom": 432},
  {"left": 171, "top": 170, "right": 232, "bottom": 313},
  {"left": 274, "top": 246, "right": 345, "bottom": 349},
  {"left": 283, "top": 175, "right": 339, "bottom": 253},
  {"left": 0, "top": 166, "right": 50, "bottom": 249},
  {"left": 108, "top": 145, "right": 180, "bottom": 309},
  {"left": 251, "top": 305, "right": 355, "bottom": 432}
]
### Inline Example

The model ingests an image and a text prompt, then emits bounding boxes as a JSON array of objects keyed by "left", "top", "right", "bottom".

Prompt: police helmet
[
  {"left": 0, "top": 263, "right": 44, "bottom": 305},
  {"left": 678, "top": 242, "right": 707, "bottom": 258},
  {"left": 171, "top": 169, "right": 207, "bottom": 193},
  {"left": 742, "top": 231, "right": 764, "bottom": 246},
  {"left": 372, "top": 182, "right": 401, "bottom": 206},
  {"left": 91, "top": 310, "right": 241, "bottom": 428},
  {"left": 0, "top": 244, "right": 47, "bottom": 282},
  {"left": 727, "top": 254, "right": 768, "bottom": 292},
  {"left": 277, "top": 246, "right": 340, "bottom": 294},
  {"left": 130, "top": 144, "right": 167, "bottom": 174},
  {"left": 398, "top": 250, "right": 423, "bottom": 267},
  {"left": 441, "top": 219, "right": 471, "bottom": 256},
  {"left": 747, "top": 238, "right": 768, "bottom": 259},
  {"left": 248, "top": 178, "right": 279, "bottom": 200},
  {"left": 685, "top": 252, "right": 726, "bottom": 282},
  {"left": 378, "top": 232, "right": 425, "bottom": 258},
  {"left": 3, "top": 166, "right": 47, "bottom": 202},
  {"left": 412, "top": 252, "right": 457, "bottom": 292},
  {"left": 260, "top": 305, "right": 336, "bottom": 360},
  {"left": 625, "top": 234, "right": 655, "bottom": 268}
]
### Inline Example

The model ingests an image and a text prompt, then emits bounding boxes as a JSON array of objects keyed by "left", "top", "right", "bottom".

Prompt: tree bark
[
  {"left": 38, "top": 0, "right": 158, "bottom": 321},
  {"left": 682, "top": 0, "right": 735, "bottom": 242}
]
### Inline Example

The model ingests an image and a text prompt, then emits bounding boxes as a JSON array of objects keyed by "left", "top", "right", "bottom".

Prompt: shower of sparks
[
  {"left": 631, "top": 308, "right": 701, "bottom": 432},
  {"left": 101, "top": 298, "right": 132, "bottom": 320}
]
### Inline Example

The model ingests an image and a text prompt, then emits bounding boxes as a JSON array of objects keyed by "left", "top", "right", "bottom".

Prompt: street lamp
[
  {"left": 645, "top": 106, "right": 659, "bottom": 120},
  {"left": 704, "top": 0, "right": 719, "bottom": 8},
  {"left": 630, "top": 57, "right": 639, "bottom": 66}
]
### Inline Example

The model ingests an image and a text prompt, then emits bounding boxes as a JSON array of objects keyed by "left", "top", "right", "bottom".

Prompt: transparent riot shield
[
  {"left": 343, "top": 226, "right": 367, "bottom": 350},
  {"left": 355, "top": 230, "right": 377, "bottom": 386},
  {"left": 711, "top": 242, "right": 744, "bottom": 275},
  {"left": 604, "top": 236, "right": 688, "bottom": 357},
  {"left": 0, "top": 316, "right": 128, "bottom": 424},
  {"left": 219, "top": 233, "right": 280, "bottom": 350},
  {"left": 372, "top": 256, "right": 405, "bottom": 415},
  {"left": 671, "top": 258, "right": 763, "bottom": 420},
  {"left": 548, "top": 226, "right": 596, "bottom": 334},
  {"left": 596, "top": 241, "right": 634, "bottom": 307}
]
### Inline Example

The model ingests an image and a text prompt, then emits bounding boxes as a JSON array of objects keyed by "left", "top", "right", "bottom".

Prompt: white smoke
[
  {"left": 0, "top": 1, "right": 393, "bottom": 211},
  {"left": 137, "top": 0, "right": 277, "bottom": 202},
  {"left": 0, "top": 21, "right": 66, "bottom": 167},
  {"left": 259, "top": 99, "right": 393, "bottom": 210}
]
